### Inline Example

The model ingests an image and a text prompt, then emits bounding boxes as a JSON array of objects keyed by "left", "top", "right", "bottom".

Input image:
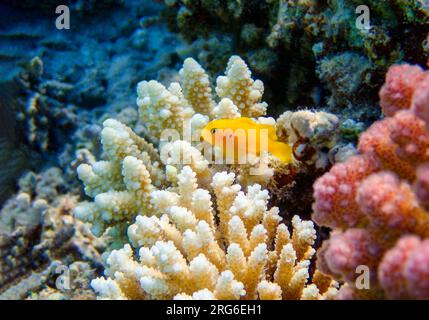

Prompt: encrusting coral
[
  {"left": 276, "top": 110, "right": 340, "bottom": 168},
  {"left": 74, "top": 56, "right": 342, "bottom": 299},
  {"left": 313, "top": 62, "right": 429, "bottom": 299}
]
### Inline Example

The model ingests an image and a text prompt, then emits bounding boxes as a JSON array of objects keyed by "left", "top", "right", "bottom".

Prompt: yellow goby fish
[{"left": 201, "top": 117, "right": 293, "bottom": 164}]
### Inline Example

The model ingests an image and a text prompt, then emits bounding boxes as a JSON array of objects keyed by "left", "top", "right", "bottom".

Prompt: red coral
[
  {"left": 319, "top": 229, "right": 382, "bottom": 284},
  {"left": 404, "top": 239, "right": 429, "bottom": 299},
  {"left": 414, "top": 164, "right": 429, "bottom": 210},
  {"left": 390, "top": 111, "right": 429, "bottom": 164},
  {"left": 358, "top": 110, "right": 429, "bottom": 180},
  {"left": 357, "top": 172, "right": 429, "bottom": 236},
  {"left": 313, "top": 62, "right": 429, "bottom": 299},
  {"left": 379, "top": 236, "right": 429, "bottom": 299},
  {"left": 312, "top": 154, "right": 379, "bottom": 229},
  {"left": 379, "top": 64, "right": 425, "bottom": 117},
  {"left": 411, "top": 74, "right": 429, "bottom": 127}
]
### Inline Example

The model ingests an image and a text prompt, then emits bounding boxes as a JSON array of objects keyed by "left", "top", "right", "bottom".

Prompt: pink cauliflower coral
[
  {"left": 412, "top": 74, "right": 429, "bottom": 126},
  {"left": 312, "top": 154, "right": 379, "bottom": 229},
  {"left": 356, "top": 172, "right": 429, "bottom": 236},
  {"left": 317, "top": 229, "right": 382, "bottom": 284},
  {"left": 379, "top": 64, "right": 425, "bottom": 117},
  {"left": 313, "top": 62, "right": 429, "bottom": 299},
  {"left": 414, "top": 164, "right": 429, "bottom": 209},
  {"left": 379, "top": 236, "right": 429, "bottom": 300}
]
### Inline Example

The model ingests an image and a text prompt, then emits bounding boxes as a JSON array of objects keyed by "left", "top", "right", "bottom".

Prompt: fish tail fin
[{"left": 269, "top": 141, "right": 293, "bottom": 164}]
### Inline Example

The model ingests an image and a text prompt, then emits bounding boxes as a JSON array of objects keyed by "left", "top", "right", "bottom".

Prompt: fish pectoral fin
[
  {"left": 269, "top": 141, "right": 293, "bottom": 163},
  {"left": 268, "top": 126, "right": 278, "bottom": 141}
]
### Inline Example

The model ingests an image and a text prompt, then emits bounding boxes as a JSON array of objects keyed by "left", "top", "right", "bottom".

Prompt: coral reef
[
  {"left": 7, "top": 0, "right": 428, "bottom": 301},
  {"left": 73, "top": 56, "right": 344, "bottom": 299},
  {"left": 91, "top": 168, "right": 338, "bottom": 300},
  {"left": 313, "top": 62, "right": 429, "bottom": 299},
  {"left": 163, "top": 0, "right": 429, "bottom": 120},
  {"left": 75, "top": 56, "right": 344, "bottom": 241},
  {"left": 14, "top": 57, "right": 78, "bottom": 153},
  {"left": 271, "top": 109, "right": 356, "bottom": 219},
  {"left": 0, "top": 0, "right": 183, "bottom": 204},
  {"left": 276, "top": 110, "right": 340, "bottom": 168},
  {"left": 0, "top": 0, "right": 180, "bottom": 107},
  {"left": 0, "top": 168, "right": 104, "bottom": 299},
  {"left": 0, "top": 3, "right": 189, "bottom": 300},
  {"left": 75, "top": 56, "right": 271, "bottom": 242}
]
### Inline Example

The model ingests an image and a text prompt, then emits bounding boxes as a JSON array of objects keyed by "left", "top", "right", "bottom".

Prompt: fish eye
[{"left": 210, "top": 128, "right": 217, "bottom": 134}]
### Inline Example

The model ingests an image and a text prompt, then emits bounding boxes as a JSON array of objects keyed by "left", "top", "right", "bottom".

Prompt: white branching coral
[
  {"left": 212, "top": 98, "right": 241, "bottom": 119},
  {"left": 179, "top": 58, "right": 215, "bottom": 115},
  {"left": 76, "top": 56, "right": 272, "bottom": 240},
  {"left": 160, "top": 140, "right": 212, "bottom": 186},
  {"left": 91, "top": 167, "right": 338, "bottom": 300},
  {"left": 135, "top": 55, "right": 267, "bottom": 145},
  {"left": 136, "top": 80, "right": 194, "bottom": 140},
  {"left": 75, "top": 56, "right": 340, "bottom": 300},
  {"left": 216, "top": 56, "right": 268, "bottom": 118},
  {"left": 75, "top": 119, "right": 164, "bottom": 237}
]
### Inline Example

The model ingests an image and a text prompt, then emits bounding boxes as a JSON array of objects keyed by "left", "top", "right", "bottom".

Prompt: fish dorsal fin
[
  {"left": 239, "top": 117, "right": 278, "bottom": 141},
  {"left": 267, "top": 125, "right": 278, "bottom": 141},
  {"left": 238, "top": 117, "right": 258, "bottom": 126},
  {"left": 216, "top": 117, "right": 278, "bottom": 141}
]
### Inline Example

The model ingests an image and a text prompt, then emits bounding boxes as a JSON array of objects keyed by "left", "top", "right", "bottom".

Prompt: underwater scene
[{"left": 0, "top": 0, "right": 429, "bottom": 302}]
